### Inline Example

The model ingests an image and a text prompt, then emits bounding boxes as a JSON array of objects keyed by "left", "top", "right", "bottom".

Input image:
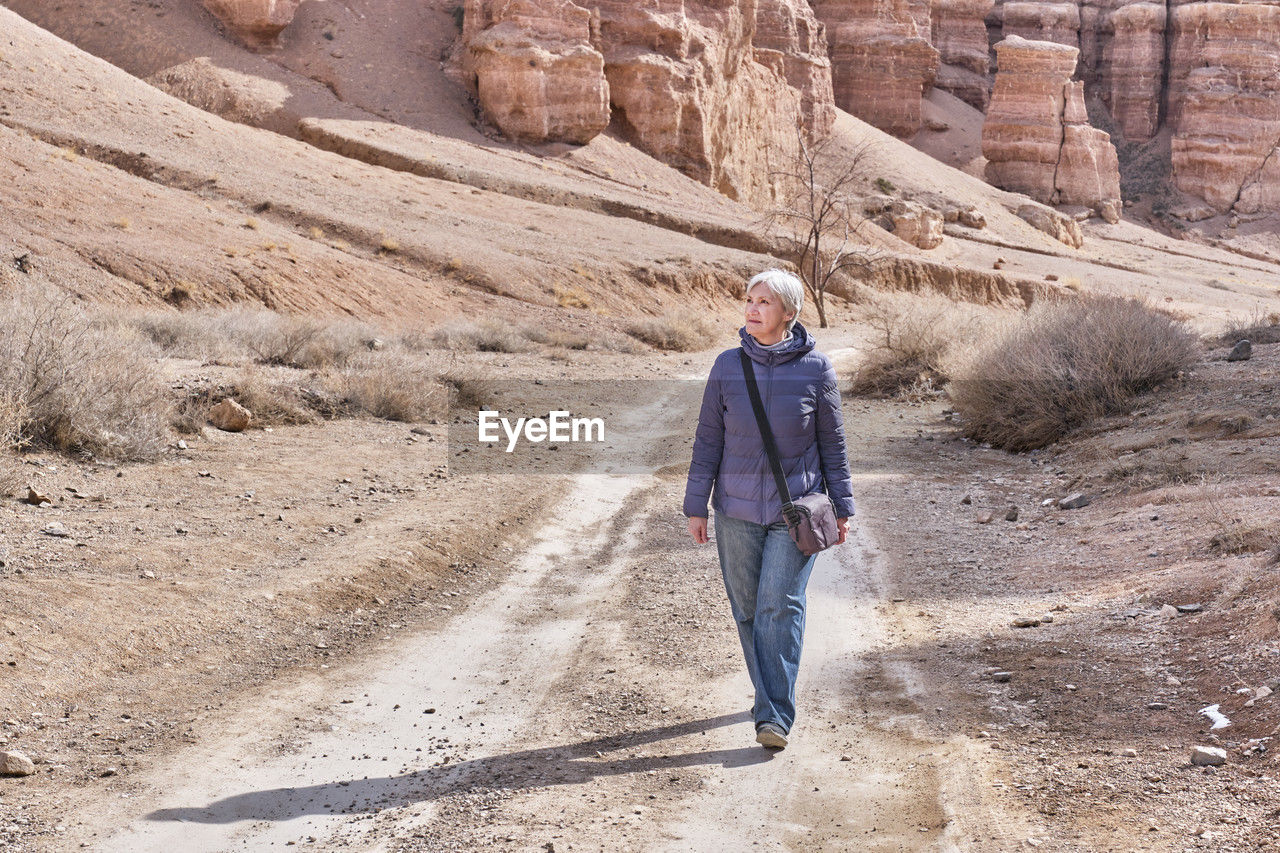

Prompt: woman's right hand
[{"left": 688, "top": 516, "right": 709, "bottom": 545}]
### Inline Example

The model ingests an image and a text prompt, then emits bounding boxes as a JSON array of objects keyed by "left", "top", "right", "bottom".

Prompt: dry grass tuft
[
  {"left": 949, "top": 295, "right": 1200, "bottom": 451},
  {"left": 332, "top": 353, "right": 445, "bottom": 422},
  {"left": 1216, "top": 310, "right": 1280, "bottom": 346},
  {"left": 0, "top": 290, "right": 171, "bottom": 461},
  {"left": 624, "top": 313, "right": 718, "bottom": 352},
  {"left": 430, "top": 320, "right": 533, "bottom": 353},
  {"left": 1105, "top": 448, "right": 1208, "bottom": 492},
  {"left": 1187, "top": 409, "right": 1254, "bottom": 436},
  {"left": 554, "top": 284, "right": 592, "bottom": 309},
  {"left": 850, "top": 302, "right": 953, "bottom": 397}
]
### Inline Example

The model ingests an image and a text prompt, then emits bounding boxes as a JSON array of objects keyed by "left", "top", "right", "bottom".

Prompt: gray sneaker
[{"left": 755, "top": 722, "right": 787, "bottom": 749}]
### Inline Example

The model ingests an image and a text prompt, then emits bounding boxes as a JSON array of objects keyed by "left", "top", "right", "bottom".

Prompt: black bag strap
[{"left": 739, "top": 349, "right": 798, "bottom": 520}]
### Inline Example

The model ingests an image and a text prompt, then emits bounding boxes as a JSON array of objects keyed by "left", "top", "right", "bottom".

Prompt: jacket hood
[{"left": 739, "top": 321, "right": 816, "bottom": 366}]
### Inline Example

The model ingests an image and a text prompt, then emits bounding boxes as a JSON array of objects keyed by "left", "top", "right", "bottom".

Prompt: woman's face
[{"left": 745, "top": 283, "right": 794, "bottom": 345}]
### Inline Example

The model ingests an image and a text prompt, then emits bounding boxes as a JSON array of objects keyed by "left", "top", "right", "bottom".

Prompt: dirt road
[{"left": 55, "top": 357, "right": 1036, "bottom": 853}]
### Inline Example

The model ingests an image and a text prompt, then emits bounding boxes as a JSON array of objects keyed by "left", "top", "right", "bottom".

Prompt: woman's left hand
[{"left": 836, "top": 518, "right": 849, "bottom": 545}]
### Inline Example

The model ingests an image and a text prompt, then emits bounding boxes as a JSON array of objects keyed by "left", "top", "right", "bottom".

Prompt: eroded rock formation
[
  {"left": 982, "top": 36, "right": 1121, "bottom": 212},
  {"left": 1169, "top": 2, "right": 1280, "bottom": 214},
  {"left": 462, "top": 0, "right": 610, "bottom": 145},
  {"left": 813, "top": 0, "right": 939, "bottom": 137},
  {"left": 201, "top": 0, "right": 301, "bottom": 48},
  {"left": 755, "top": 0, "right": 837, "bottom": 139},
  {"left": 931, "top": 0, "right": 995, "bottom": 110},
  {"left": 1105, "top": 3, "right": 1165, "bottom": 143},
  {"left": 458, "top": 1, "right": 835, "bottom": 205},
  {"left": 999, "top": 1, "right": 1081, "bottom": 47}
]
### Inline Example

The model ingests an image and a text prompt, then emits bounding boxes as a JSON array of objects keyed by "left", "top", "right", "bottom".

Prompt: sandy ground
[{"left": 4, "top": 326, "right": 1272, "bottom": 852}]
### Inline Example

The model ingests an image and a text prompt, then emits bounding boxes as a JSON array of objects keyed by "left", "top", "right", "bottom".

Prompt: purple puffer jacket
[{"left": 682, "top": 322, "right": 856, "bottom": 526}]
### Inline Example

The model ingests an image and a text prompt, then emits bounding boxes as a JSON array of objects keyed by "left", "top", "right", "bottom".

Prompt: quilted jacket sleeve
[
  {"left": 815, "top": 359, "right": 856, "bottom": 518},
  {"left": 682, "top": 357, "right": 725, "bottom": 517}
]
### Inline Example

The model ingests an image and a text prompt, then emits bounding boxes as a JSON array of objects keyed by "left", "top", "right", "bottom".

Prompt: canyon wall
[
  {"left": 813, "top": 0, "right": 939, "bottom": 137},
  {"left": 461, "top": 0, "right": 836, "bottom": 206},
  {"left": 453, "top": 0, "right": 1280, "bottom": 217}
]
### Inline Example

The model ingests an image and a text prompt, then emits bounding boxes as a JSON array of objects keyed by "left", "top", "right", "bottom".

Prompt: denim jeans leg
[
  {"left": 753, "top": 522, "right": 817, "bottom": 733},
  {"left": 713, "top": 513, "right": 817, "bottom": 734},
  {"left": 713, "top": 512, "right": 768, "bottom": 722}
]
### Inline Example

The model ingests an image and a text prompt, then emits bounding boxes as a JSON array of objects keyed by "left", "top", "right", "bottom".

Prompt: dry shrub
[
  {"left": 850, "top": 302, "right": 953, "bottom": 397},
  {"left": 430, "top": 320, "right": 532, "bottom": 353},
  {"left": 1105, "top": 447, "right": 1207, "bottom": 491},
  {"left": 332, "top": 353, "right": 445, "bottom": 422},
  {"left": 1217, "top": 310, "right": 1280, "bottom": 346},
  {"left": 1209, "top": 524, "right": 1276, "bottom": 555},
  {"left": 1187, "top": 409, "right": 1254, "bottom": 436},
  {"left": 949, "top": 295, "right": 1200, "bottom": 451},
  {"left": 218, "top": 308, "right": 324, "bottom": 366},
  {"left": 0, "top": 291, "right": 170, "bottom": 460},
  {"left": 624, "top": 313, "right": 718, "bottom": 352},
  {"left": 1203, "top": 484, "right": 1279, "bottom": 555},
  {"left": 176, "top": 369, "right": 315, "bottom": 430}
]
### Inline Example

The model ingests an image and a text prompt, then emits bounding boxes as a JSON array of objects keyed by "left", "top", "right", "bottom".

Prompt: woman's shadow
[{"left": 147, "top": 712, "right": 766, "bottom": 824}]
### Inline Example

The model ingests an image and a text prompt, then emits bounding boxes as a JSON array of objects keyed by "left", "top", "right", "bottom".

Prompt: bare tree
[{"left": 765, "top": 128, "right": 881, "bottom": 328}]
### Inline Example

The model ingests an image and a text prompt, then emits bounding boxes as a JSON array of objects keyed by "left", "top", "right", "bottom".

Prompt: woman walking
[{"left": 683, "top": 269, "right": 855, "bottom": 750}]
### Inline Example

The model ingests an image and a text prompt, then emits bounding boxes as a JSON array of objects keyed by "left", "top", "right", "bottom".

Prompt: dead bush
[
  {"left": 220, "top": 308, "right": 325, "bottom": 367},
  {"left": 106, "top": 309, "right": 234, "bottom": 362},
  {"left": 332, "top": 353, "right": 445, "bottom": 422},
  {"left": 1105, "top": 448, "right": 1207, "bottom": 491},
  {"left": 948, "top": 296, "right": 1199, "bottom": 451},
  {"left": 624, "top": 313, "right": 718, "bottom": 352},
  {"left": 1217, "top": 310, "right": 1280, "bottom": 347},
  {"left": 0, "top": 291, "right": 171, "bottom": 460},
  {"left": 430, "top": 320, "right": 533, "bottom": 353},
  {"left": 0, "top": 452, "right": 21, "bottom": 498},
  {"left": 1187, "top": 410, "right": 1255, "bottom": 436},
  {"left": 850, "top": 302, "right": 952, "bottom": 397},
  {"left": 176, "top": 369, "right": 315, "bottom": 430}
]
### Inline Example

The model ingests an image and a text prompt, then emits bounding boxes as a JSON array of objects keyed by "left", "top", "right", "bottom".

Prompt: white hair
[{"left": 747, "top": 269, "right": 804, "bottom": 330}]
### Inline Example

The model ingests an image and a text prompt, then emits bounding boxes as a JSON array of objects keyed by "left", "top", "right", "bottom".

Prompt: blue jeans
[{"left": 713, "top": 511, "right": 818, "bottom": 734}]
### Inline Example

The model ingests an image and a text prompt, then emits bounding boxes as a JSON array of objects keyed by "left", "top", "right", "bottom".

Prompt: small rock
[
  {"left": 1190, "top": 746, "right": 1227, "bottom": 766},
  {"left": 840, "top": 754, "right": 852, "bottom": 761},
  {"left": 1044, "top": 274, "right": 1059, "bottom": 281},
  {"left": 1147, "top": 702, "right": 1169, "bottom": 710},
  {"left": 176, "top": 440, "right": 188, "bottom": 451},
  {"left": 1004, "top": 505, "right": 1020, "bottom": 522},
  {"left": 960, "top": 494, "right": 972, "bottom": 505},
  {"left": 993, "top": 671, "right": 1013, "bottom": 683},
  {"left": 41, "top": 522, "right": 70, "bottom": 538},
  {"left": 1175, "top": 603, "right": 1202, "bottom": 614},
  {"left": 23, "top": 487, "right": 52, "bottom": 507},
  {"left": 208, "top": 398, "right": 252, "bottom": 432},
  {"left": 976, "top": 512, "right": 995, "bottom": 524},
  {"left": 1158, "top": 604, "right": 1179, "bottom": 618},
  {"left": 958, "top": 209, "right": 986, "bottom": 229},
  {"left": 1040, "top": 613, "right": 1054, "bottom": 624},
  {"left": 1245, "top": 685, "right": 1273, "bottom": 708},
  {"left": 100, "top": 767, "right": 117, "bottom": 777},
  {"left": 1012, "top": 617, "right": 1042, "bottom": 628},
  {"left": 1122, "top": 748, "right": 1138, "bottom": 758},
  {"left": 1226, "top": 340, "right": 1252, "bottom": 362},
  {"left": 0, "top": 750, "right": 35, "bottom": 776},
  {"left": 1058, "top": 492, "right": 1091, "bottom": 510}
]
